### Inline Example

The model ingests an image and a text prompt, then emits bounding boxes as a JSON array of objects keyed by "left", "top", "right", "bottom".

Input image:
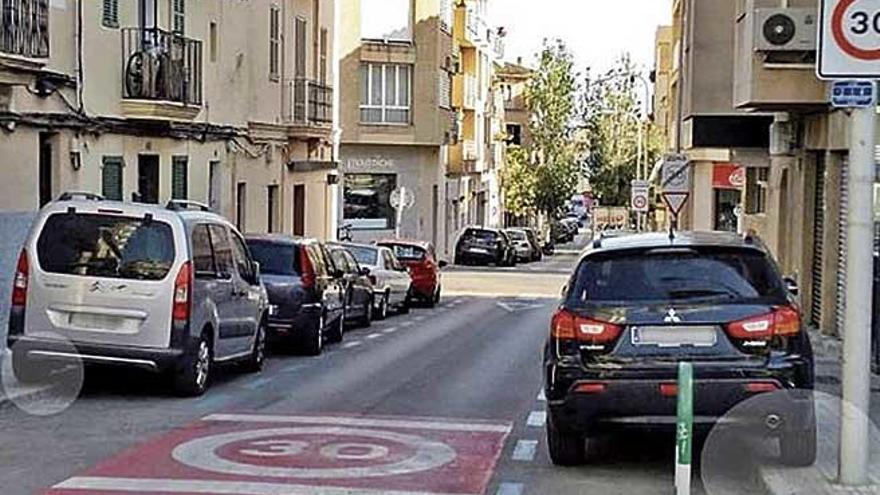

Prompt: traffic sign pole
[
  {"left": 839, "top": 102, "right": 876, "bottom": 486},
  {"left": 674, "top": 361, "right": 693, "bottom": 495}
]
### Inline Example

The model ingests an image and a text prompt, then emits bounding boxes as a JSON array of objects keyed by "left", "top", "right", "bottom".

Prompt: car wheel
[
  {"left": 546, "top": 412, "right": 586, "bottom": 466},
  {"left": 780, "top": 426, "right": 817, "bottom": 466},
  {"left": 11, "top": 351, "right": 52, "bottom": 384},
  {"left": 328, "top": 310, "right": 345, "bottom": 344},
  {"left": 426, "top": 286, "right": 439, "bottom": 308},
  {"left": 361, "top": 298, "right": 373, "bottom": 328},
  {"left": 376, "top": 292, "right": 389, "bottom": 320},
  {"left": 243, "top": 321, "right": 266, "bottom": 373},
  {"left": 173, "top": 332, "right": 212, "bottom": 397},
  {"left": 399, "top": 293, "right": 411, "bottom": 314},
  {"left": 303, "top": 313, "right": 324, "bottom": 356}
]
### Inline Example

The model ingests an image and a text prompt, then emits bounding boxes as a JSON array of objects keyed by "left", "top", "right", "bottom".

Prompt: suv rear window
[
  {"left": 462, "top": 229, "right": 497, "bottom": 242},
  {"left": 37, "top": 213, "right": 175, "bottom": 281},
  {"left": 247, "top": 240, "right": 298, "bottom": 276},
  {"left": 569, "top": 248, "right": 786, "bottom": 305},
  {"left": 385, "top": 244, "right": 426, "bottom": 261},
  {"left": 506, "top": 230, "right": 527, "bottom": 241}
]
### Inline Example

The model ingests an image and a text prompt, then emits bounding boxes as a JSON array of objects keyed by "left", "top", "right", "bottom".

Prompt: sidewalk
[{"left": 758, "top": 330, "right": 880, "bottom": 494}]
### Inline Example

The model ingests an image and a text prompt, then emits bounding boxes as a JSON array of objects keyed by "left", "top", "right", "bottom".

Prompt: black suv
[
  {"left": 454, "top": 227, "right": 516, "bottom": 267},
  {"left": 544, "top": 232, "right": 815, "bottom": 466}
]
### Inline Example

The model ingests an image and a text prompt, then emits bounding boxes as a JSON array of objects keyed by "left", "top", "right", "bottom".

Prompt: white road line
[
  {"left": 382, "top": 327, "right": 399, "bottom": 334},
  {"left": 495, "top": 482, "right": 524, "bottom": 495},
  {"left": 537, "top": 389, "right": 546, "bottom": 401},
  {"left": 53, "top": 477, "right": 467, "bottom": 495},
  {"left": 511, "top": 440, "right": 538, "bottom": 461},
  {"left": 526, "top": 411, "right": 546, "bottom": 428},
  {"left": 342, "top": 341, "right": 363, "bottom": 349},
  {"left": 365, "top": 333, "right": 383, "bottom": 340},
  {"left": 202, "top": 413, "right": 513, "bottom": 433}
]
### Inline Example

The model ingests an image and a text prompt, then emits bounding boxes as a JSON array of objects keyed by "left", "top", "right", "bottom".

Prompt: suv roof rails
[
  {"left": 58, "top": 192, "right": 104, "bottom": 202},
  {"left": 166, "top": 200, "right": 212, "bottom": 212}
]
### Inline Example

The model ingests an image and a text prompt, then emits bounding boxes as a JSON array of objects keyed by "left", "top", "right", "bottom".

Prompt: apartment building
[
  {"left": 445, "top": 0, "right": 506, "bottom": 242},
  {"left": 0, "top": 0, "right": 338, "bottom": 239}
]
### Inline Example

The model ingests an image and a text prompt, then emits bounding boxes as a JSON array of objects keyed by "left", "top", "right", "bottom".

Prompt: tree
[{"left": 500, "top": 145, "right": 536, "bottom": 217}]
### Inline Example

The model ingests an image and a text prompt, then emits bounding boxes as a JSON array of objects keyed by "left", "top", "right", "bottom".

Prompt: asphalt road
[{"left": 0, "top": 238, "right": 766, "bottom": 495}]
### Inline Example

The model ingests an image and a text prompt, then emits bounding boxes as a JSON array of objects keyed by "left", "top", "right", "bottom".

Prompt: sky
[{"left": 490, "top": 0, "right": 674, "bottom": 77}]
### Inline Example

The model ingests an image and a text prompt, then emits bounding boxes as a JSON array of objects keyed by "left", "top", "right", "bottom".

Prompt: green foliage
[{"left": 501, "top": 145, "right": 536, "bottom": 216}]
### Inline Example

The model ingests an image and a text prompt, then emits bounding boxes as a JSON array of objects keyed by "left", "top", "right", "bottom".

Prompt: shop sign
[{"left": 712, "top": 163, "right": 746, "bottom": 190}]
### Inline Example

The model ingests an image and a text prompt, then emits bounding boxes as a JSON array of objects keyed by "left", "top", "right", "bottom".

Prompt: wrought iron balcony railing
[
  {"left": 286, "top": 78, "right": 333, "bottom": 126},
  {"left": 122, "top": 27, "right": 203, "bottom": 106},
  {"left": 0, "top": 0, "right": 50, "bottom": 59}
]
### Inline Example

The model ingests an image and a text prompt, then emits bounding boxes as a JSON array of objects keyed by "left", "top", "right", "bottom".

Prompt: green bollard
[{"left": 675, "top": 361, "right": 694, "bottom": 495}]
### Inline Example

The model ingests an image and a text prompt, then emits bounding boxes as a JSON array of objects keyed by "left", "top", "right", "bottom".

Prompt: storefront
[{"left": 711, "top": 163, "right": 745, "bottom": 232}]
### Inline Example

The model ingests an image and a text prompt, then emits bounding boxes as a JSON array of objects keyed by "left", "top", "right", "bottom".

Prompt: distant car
[
  {"left": 505, "top": 228, "right": 536, "bottom": 262},
  {"left": 455, "top": 227, "right": 517, "bottom": 267},
  {"left": 552, "top": 220, "right": 575, "bottom": 244},
  {"left": 340, "top": 243, "right": 412, "bottom": 319},
  {"left": 377, "top": 240, "right": 447, "bottom": 307},
  {"left": 521, "top": 227, "right": 544, "bottom": 262},
  {"left": 8, "top": 196, "right": 268, "bottom": 396},
  {"left": 327, "top": 244, "right": 375, "bottom": 328},
  {"left": 544, "top": 232, "right": 816, "bottom": 467},
  {"left": 246, "top": 235, "right": 346, "bottom": 356}
]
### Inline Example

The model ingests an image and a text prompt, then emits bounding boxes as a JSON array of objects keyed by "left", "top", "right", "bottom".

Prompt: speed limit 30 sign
[{"left": 820, "top": 0, "right": 880, "bottom": 78}]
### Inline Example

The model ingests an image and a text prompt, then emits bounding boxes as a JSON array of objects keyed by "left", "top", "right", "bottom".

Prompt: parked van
[{"left": 7, "top": 194, "right": 268, "bottom": 396}]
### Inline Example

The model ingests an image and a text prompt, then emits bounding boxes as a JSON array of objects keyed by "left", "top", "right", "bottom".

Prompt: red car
[{"left": 376, "top": 240, "right": 447, "bottom": 307}]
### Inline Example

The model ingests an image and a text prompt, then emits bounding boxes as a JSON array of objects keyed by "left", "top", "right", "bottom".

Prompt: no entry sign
[
  {"left": 819, "top": 0, "right": 880, "bottom": 79},
  {"left": 47, "top": 413, "right": 511, "bottom": 495}
]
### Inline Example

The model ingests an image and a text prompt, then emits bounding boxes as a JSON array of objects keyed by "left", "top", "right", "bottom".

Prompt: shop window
[
  {"left": 714, "top": 189, "right": 740, "bottom": 232},
  {"left": 359, "top": 63, "right": 412, "bottom": 124},
  {"left": 343, "top": 173, "right": 397, "bottom": 230},
  {"left": 746, "top": 167, "right": 768, "bottom": 214}
]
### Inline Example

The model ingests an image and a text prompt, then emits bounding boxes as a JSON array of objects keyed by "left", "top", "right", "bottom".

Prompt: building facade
[
  {"left": 0, "top": 0, "right": 338, "bottom": 239},
  {"left": 337, "top": 0, "right": 456, "bottom": 253}
]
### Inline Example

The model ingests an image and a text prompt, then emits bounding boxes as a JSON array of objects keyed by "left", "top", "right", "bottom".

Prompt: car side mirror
[
  {"left": 561, "top": 283, "right": 569, "bottom": 297},
  {"left": 251, "top": 261, "right": 261, "bottom": 282},
  {"left": 438, "top": 260, "right": 448, "bottom": 269},
  {"left": 783, "top": 276, "right": 799, "bottom": 296}
]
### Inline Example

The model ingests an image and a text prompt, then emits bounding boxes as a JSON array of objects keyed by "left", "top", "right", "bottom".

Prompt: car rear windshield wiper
[{"left": 665, "top": 289, "right": 738, "bottom": 301}]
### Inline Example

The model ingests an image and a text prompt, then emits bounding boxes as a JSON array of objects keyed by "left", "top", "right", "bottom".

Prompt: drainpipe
[{"left": 75, "top": 0, "right": 84, "bottom": 112}]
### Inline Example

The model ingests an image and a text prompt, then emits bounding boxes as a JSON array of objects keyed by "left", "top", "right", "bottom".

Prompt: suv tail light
[
  {"left": 726, "top": 306, "right": 801, "bottom": 340},
  {"left": 300, "top": 248, "right": 316, "bottom": 289},
  {"left": 551, "top": 308, "right": 622, "bottom": 344},
  {"left": 172, "top": 262, "right": 192, "bottom": 323},
  {"left": 11, "top": 249, "right": 28, "bottom": 308}
]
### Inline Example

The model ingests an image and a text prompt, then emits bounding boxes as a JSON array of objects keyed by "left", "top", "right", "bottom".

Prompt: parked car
[
  {"left": 340, "top": 243, "right": 411, "bottom": 319},
  {"left": 543, "top": 232, "right": 815, "bottom": 467},
  {"left": 377, "top": 240, "right": 447, "bottom": 307},
  {"left": 327, "top": 243, "right": 375, "bottom": 327},
  {"left": 551, "top": 220, "right": 574, "bottom": 244},
  {"left": 521, "top": 227, "right": 544, "bottom": 262},
  {"left": 246, "top": 235, "right": 346, "bottom": 356},
  {"left": 504, "top": 228, "right": 536, "bottom": 263},
  {"left": 454, "top": 227, "right": 517, "bottom": 267},
  {"left": 8, "top": 196, "right": 268, "bottom": 396}
]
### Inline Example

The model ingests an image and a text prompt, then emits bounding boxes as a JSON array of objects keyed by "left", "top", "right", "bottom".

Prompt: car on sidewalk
[
  {"left": 8, "top": 195, "right": 268, "bottom": 396},
  {"left": 454, "top": 227, "right": 517, "bottom": 267},
  {"left": 327, "top": 243, "right": 375, "bottom": 327},
  {"left": 543, "top": 231, "right": 816, "bottom": 467},
  {"left": 245, "top": 235, "right": 346, "bottom": 355},
  {"left": 504, "top": 228, "right": 536, "bottom": 263},
  {"left": 339, "top": 242, "right": 412, "bottom": 319},
  {"left": 376, "top": 240, "right": 447, "bottom": 307}
]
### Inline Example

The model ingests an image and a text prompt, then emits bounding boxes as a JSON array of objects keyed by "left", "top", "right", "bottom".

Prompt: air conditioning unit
[{"left": 754, "top": 8, "right": 817, "bottom": 52}]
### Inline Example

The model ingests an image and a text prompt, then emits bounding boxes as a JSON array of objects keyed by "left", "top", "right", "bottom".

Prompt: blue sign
[{"left": 831, "top": 81, "right": 876, "bottom": 108}]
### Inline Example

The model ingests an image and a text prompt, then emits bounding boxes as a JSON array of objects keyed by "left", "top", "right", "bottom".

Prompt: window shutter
[
  {"left": 172, "top": 156, "right": 188, "bottom": 200},
  {"left": 102, "top": 0, "right": 118, "bottom": 28},
  {"left": 101, "top": 157, "right": 123, "bottom": 201}
]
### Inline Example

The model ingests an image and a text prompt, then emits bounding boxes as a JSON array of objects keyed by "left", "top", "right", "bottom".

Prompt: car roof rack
[
  {"left": 58, "top": 192, "right": 104, "bottom": 202},
  {"left": 166, "top": 200, "right": 212, "bottom": 212}
]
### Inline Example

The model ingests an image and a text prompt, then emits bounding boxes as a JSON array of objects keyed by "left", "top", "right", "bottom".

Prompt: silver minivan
[{"left": 7, "top": 195, "right": 268, "bottom": 396}]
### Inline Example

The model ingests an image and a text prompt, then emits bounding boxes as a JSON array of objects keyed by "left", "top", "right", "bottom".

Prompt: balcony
[
  {"left": 121, "top": 28, "right": 203, "bottom": 119},
  {"left": 0, "top": 0, "right": 50, "bottom": 61},
  {"left": 285, "top": 78, "right": 333, "bottom": 134},
  {"left": 463, "top": 140, "right": 478, "bottom": 162}
]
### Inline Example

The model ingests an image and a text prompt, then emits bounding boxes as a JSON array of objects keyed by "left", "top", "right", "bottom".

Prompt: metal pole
[
  {"left": 839, "top": 104, "right": 876, "bottom": 485},
  {"left": 675, "top": 361, "right": 693, "bottom": 495},
  {"left": 395, "top": 186, "right": 406, "bottom": 239}
]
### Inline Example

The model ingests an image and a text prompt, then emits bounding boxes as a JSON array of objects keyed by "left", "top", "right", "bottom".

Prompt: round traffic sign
[
  {"left": 632, "top": 195, "right": 648, "bottom": 211},
  {"left": 390, "top": 188, "right": 415, "bottom": 209},
  {"left": 832, "top": 0, "right": 880, "bottom": 61}
]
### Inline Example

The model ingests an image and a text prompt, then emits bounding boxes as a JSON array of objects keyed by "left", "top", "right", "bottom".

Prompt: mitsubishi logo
[{"left": 664, "top": 308, "right": 682, "bottom": 323}]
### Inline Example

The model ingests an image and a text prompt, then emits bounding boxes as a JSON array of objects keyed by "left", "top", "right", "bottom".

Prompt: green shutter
[
  {"left": 172, "top": 156, "right": 188, "bottom": 200},
  {"left": 102, "top": 0, "right": 118, "bottom": 28},
  {"left": 101, "top": 156, "right": 123, "bottom": 201}
]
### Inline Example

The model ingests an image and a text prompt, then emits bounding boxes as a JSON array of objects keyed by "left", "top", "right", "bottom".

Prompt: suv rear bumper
[
  {"left": 266, "top": 304, "right": 320, "bottom": 339},
  {"left": 7, "top": 335, "right": 187, "bottom": 373}
]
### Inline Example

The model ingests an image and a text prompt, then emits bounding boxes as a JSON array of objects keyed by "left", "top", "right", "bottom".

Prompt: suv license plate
[{"left": 631, "top": 326, "right": 717, "bottom": 347}]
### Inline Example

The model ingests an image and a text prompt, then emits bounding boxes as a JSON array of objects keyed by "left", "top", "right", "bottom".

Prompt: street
[{"left": 0, "top": 240, "right": 716, "bottom": 495}]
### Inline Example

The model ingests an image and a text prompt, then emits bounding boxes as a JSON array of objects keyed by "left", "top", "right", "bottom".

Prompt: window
[
  {"left": 230, "top": 232, "right": 254, "bottom": 282},
  {"left": 439, "top": 72, "right": 452, "bottom": 109},
  {"left": 361, "top": 0, "right": 411, "bottom": 41},
  {"left": 295, "top": 17, "right": 307, "bottom": 78},
  {"left": 269, "top": 6, "right": 281, "bottom": 80},
  {"left": 746, "top": 167, "right": 768, "bottom": 214},
  {"left": 171, "top": 0, "right": 185, "bottom": 34},
  {"left": 347, "top": 245, "right": 379, "bottom": 266},
  {"left": 506, "top": 124, "right": 522, "bottom": 146},
  {"left": 101, "top": 156, "right": 124, "bottom": 201},
  {"left": 440, "top": 0, "right": 453, "bottom": 32},
  {"left": 320, "top": 28, "right": 329, "bottom": 84},
  {"left": 236, "top": 182, "right": 247, "bottom": 232},
  {"left": 209, "top": 21, "right": 218, "bottom": 63},
  {"left": 359, "top": 63, "right": 412, "bottom": 124},
  {"left": 247, "top": 240, "right": 296, "bottom": 276},
  {"left": 192, "top": 225, "right": 215, "bottom": 276},
  {"left": 171, "top": 156, "right": 188, "bottom": 200},
  {"left": 208, "top": 225, "right": 234, "bottom": 276},
  {"left": 267, "top": 185, "right": 279, "bottom": 233},
  {"left": 102, "top": 0, "right": 119, "bottom": 28},
  {"left": 343, "top": 173, "right": 397, "bottom": 230}
]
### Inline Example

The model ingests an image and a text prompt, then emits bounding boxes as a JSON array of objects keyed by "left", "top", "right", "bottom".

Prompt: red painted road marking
[{"left": 47, "top": 413, "right": 512, "bottom": 495}]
